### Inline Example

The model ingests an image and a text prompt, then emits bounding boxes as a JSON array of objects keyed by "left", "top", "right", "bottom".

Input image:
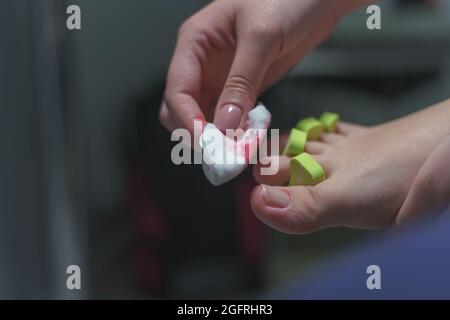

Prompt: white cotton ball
[
  {"left": 199, "top": 103, "right": 271, "bottom": 186},
  {"left": 246, "top": 103, "right": 271, "bottom": 129}
]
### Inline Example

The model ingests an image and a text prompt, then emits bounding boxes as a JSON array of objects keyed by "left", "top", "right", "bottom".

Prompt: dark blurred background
[{"left": 1, "top": 0, "right": 449, "bottom": 299}]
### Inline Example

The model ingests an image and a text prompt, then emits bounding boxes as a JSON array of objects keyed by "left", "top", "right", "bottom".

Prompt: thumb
[{"left": 214, "top": 36, "right": 277, "bottom": 132}]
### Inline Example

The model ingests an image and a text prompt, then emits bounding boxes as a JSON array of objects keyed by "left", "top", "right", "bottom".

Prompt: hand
[{"left": 159, "top": 0, "right": 343, "bottom": 134}]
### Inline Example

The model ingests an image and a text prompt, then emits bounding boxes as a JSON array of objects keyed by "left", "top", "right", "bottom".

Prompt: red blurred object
[
  {"left": 128, "top": 164, "right": 169, "bottom": 294},
  {"left": 236, "top": 172, "right": 266, "bottom": 266}
]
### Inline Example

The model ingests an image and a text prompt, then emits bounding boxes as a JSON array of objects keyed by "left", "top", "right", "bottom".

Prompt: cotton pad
[
  {"left": 296, "top": 117, "right": 323, "bottom": 140},
  {"left": 289, "top": 152, "right": 325, "bottom": 186},
  {"left": 283, "top": 128, "right": 307, "bottom": 157},
  {"left": 320, "top": 112, "right": 340, "bottom": 132},
  {"left": 199, "top": 103, "right": 271, "bottom": 186}
]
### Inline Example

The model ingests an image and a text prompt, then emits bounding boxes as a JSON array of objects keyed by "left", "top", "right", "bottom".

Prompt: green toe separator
[
  {"left": 289, "top": 153, "right": 326, "bottom": 186},
  {"left": 320, "top": 112, "right": 340, "bottom": 132},
  {"left": 283, "top": 129, "right": 307, "bottom": 157},
  {"left": 296, "top": 117, "right": 323, "bottom": 141}
]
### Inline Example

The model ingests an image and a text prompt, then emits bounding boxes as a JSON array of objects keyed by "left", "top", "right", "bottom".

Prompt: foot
[{"left": 251, "top": 100, "right": 450, "bottom": 234}]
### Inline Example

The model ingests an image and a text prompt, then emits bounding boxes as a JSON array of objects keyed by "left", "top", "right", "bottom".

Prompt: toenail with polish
[
  {"left": 262, "top": 185, "right": 291, "bottom": 209},
  {"left": 296, "top": 117, "right": 324, "bottom": 141},
  {"left": 289, "top": 152, "right": 326, "bottom": 186},
  {"left": 320, "top": 112, "right": 340, "bottom": 132},
  {"left": 283, "top": 128, "right": 307, "bottom": 157}
]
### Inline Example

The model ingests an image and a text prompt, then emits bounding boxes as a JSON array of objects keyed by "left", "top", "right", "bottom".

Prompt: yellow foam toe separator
[
  {"left": 296, "top": 117, "right": 323, "bottom": 141},
  {"left": 283, "top": 129, "right": 307, "bottom": 157},
  {"left": 289, "top": 153, "right": 326, "bottom": 186},
  {"left": 320, "top": 112, "right": 340, "bottom": 132}
]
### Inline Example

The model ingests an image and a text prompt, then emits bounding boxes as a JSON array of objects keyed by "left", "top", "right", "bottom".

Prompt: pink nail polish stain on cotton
[{"left": 199, "top": 103, "right": 271, "bottom": 186}]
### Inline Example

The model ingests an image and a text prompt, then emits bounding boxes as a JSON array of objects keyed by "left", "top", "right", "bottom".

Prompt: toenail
[
  {"left": 289, "top": 153, "right": 326, "bottom": 186},
  {"left": 320, "top": 112, "right": 340, "bottom": 132},
  {"left": 296, "top": 117, "right": 324, "bottom": 141},
  {"left": 262, "top": 185, "right": 291, "bottom": 209},
  {"left": 283, "top": 129, "right": 307, "bottom": 157}
]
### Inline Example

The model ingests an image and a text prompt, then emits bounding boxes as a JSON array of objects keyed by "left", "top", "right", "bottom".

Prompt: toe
[
  {"left": 337, "top": 121, "right": 365, "bottom": 136},
  {"left": 320, "top": 133, "right": 343, "bottom": 144},
  {"left": 305, "top": 141, "right": 327, "bottom": 154},
  {"left": 251, "top": 182, "right": 339, "bottom": 234},
  {"left": 253, "top": 155, "right": 291, "bottom": 186},
  {"left": 253, "top": 153, "right": 332, "bottom": 186},
  {"left": 265, "top": 133, "right": 288, "bottom": 156}
]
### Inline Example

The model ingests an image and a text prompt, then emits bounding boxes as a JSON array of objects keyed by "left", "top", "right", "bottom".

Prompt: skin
[
  {"left": 160, "top": 0, "right": 450, "bottom": 233},
  {"left": 252, "top": 99, "right": 450, "bottom": 234},
  {"left": 160, "top": 0, "right": 375, "bottom": 134}
]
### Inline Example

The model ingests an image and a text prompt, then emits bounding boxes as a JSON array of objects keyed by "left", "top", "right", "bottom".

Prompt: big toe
[{"left": 250, "top": 182, "right": 341, "bottom": 234}]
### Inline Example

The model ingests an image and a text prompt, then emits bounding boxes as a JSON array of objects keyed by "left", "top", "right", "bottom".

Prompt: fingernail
[
  {"left": 215, "top": 105, "right": 242, "bottom": 132},
  {"left": 262, "top": 185, "right": 291, "bottom": 209}
]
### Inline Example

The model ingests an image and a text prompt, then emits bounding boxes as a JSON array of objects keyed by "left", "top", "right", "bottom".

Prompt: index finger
[{"left": 163, "top": 36, "right": 207, "bottom": 134}]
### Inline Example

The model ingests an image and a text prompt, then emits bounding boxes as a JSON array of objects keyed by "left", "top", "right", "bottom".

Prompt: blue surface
[{"left": 277, "top": 207, "right": 450, "bottom": 299}]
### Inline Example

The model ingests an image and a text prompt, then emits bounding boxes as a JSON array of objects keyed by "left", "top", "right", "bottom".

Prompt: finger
[
  {"left": 164, "top": 34, "right": 206, "bottom": 134},
  {"left": 260, "top": 38, "right": 315, "bottom": 92},
  {"left": 214, "top": 30, "right": 279, "bottom": 132},
  {"left": 159, "top": 102, "right": 177, "bottom": 132},
  {"left": 396, "top": 135, "right": 450, "bottom": 226},
  {"left": 251, "top": 182, "right": 339, "bottom": 234},
  {"left": 260, "top": 9, "right": 339, "bottom": 91}
]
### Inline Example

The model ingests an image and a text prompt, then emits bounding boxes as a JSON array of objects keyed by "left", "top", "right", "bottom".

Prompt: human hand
[{"left": 159, "top": 0, "right": 344, "bottom": 135}]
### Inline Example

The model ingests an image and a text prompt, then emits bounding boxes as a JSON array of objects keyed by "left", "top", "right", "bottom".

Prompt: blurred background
[{"left": 1, "top": 0, "right": 450, "bottom": 299}]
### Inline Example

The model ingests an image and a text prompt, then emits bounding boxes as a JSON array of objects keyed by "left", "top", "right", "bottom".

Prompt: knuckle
[
  {"left": 178, "top": 16, "right": 203, "bottom": 38},
  {"left": 246, "top": 23, "right": 276, "bottom": 39},
  {"left": 242, "top": 23, "right": 282, "bottom": 48},
  {"left": 178, "top": 18, "right": 194, "bottom": 37},
  {"left": 223, "top": 74, "right": 256, "bottom": 101}
]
